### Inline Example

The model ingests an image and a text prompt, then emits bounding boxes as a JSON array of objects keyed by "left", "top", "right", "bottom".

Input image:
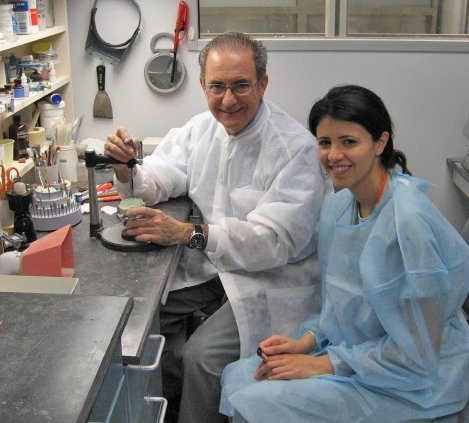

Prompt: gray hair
[{"left": 199, "top": 32, "right": 267, "bottom": 81}]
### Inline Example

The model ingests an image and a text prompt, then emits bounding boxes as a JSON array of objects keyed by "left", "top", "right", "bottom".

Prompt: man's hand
[
  {"left": 123, "top": 206, "right": 193, "bottom": 246},
  {"left": 104, "top": 126, "right": 141, "bottom": 182}
]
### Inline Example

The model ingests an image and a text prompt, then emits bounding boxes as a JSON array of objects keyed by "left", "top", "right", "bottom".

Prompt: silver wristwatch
[{"left": 188, "top": 224, "right": 206, "bottom": 250}]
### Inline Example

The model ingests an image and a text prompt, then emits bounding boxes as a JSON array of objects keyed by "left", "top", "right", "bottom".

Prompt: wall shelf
[
  {"left": 0, "top": 0, "right": 73, "bottom": 180},
  {"left": 0, "top": 26, "right": 67, "bottom": 53}
]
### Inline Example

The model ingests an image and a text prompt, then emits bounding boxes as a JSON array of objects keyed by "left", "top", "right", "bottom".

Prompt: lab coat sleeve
[
  {"left": 207, "top": 141, "right": 329, "bottom": 272},
  {"left": 325, "top": 182, "right": 469, "bottom": 404},
  {"left": 114, "top": 123, "right": 194, "bottom": 205}
]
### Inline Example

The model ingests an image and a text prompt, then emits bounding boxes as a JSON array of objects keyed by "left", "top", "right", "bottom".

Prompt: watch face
[{"left": 190, "top": 233, "right": 206, "bottom": 249}]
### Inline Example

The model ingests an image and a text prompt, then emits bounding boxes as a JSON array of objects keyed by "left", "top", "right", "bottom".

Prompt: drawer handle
[
  {"left": 127, "top": 334, "right": 165, "bottom": 371},
  {"left": 144, "top": 396, "right": 168, "bottom": 423}
]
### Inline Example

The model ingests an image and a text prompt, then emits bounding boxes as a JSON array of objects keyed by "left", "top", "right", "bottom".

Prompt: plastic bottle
[
  {"left": 48, "top": 61, "right": 56, "bottom": 82},
  {"left": 29, "top": 0, "right": 39, "bottom": 34},
  {"left": 37, "top": 0, "right": 54, "bottom": 28},
  {"left": 13, "top": 78, "right": 24, "bottom": 98},
  {"left": 9, "top": 115, "right": 30, "bottom": 160},
  {"left": 13, "top": 1, "right": 31, "bottom": 35},
  {"left": 0, "top": 4, "right": 15, "bottom": 40},
  {"left": 21, "top": 72, "right": 29, "bottom": 97}
]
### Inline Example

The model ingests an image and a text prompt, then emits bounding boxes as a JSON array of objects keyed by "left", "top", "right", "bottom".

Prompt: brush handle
[{"left": 97, "top": 65, "right": 106, "bottom": 91}]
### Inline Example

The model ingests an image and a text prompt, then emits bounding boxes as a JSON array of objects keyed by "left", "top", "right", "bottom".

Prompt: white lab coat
[{"left": 116, "top": 100, "right": 332, "bottom": 357}]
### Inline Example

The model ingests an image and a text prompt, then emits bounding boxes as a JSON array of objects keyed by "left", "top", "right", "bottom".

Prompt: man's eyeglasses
[{"left": 204, "top": 82, "right": 257, "bottom": 97}]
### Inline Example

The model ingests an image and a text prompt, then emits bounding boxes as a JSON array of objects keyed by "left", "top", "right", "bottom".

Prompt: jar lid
[
  {"left": 32, "top": 41, "right": 53, "bottom": 55},
  {"left": 38, "top": 100, "right": 65, "bottom": 109}
]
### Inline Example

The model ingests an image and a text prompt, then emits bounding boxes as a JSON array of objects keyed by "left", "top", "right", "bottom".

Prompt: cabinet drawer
[
  {"left": 126, "top": 334, "right": 166, "bottom": 422},
  {"left": 88, "top": 341, "right": 129, "bottom": 423},
  {"left": 88, "top": 370, "right": 129, "bottom": 423},
  {"left": 138, "top": 396, "right": 167, "bottom": 423}
]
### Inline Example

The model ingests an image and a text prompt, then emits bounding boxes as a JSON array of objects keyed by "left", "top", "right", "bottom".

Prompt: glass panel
[
  {"left": 199, "top": 0, "right": 326, "bottom": 38},
  {"left": 198, "top": 0, "right": 469, "bottom": 40},
  {"left": 346, "top": 0, "right": 468, "bottom": 37}
]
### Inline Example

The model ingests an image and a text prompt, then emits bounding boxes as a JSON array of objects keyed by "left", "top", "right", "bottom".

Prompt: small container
[
  {"left": 0, "top": 87, "right": 11, "bottom": 110},
  {"left": 48, "top": 62, "right": 56, "bottom": 82},
  {"left": 76, "top": 159, "right": 88, "bottom": 190},
  {"left": 37, "top": 0, "right": 54, "bottom": 28},
  {"left": 0, "top": 4, "right": 15, "bottom": 40},
  {"left": 20, "top": 72, "right": 29, "bottom": 97},
  {"left": 13, "top": 1, "right": 31, "bottom": 35},
  {"left": 38, "top": 100, "right": 65, "bottom": 144},
  {"left": 13, "top": 79, "right": 24, "bottom": 98},
  {"left": 0, "top": 138, "right": 14, "bottom": 167},
  {"left": 29, "top": 0, "right": 39, "bottom": 34},
  {"left": 58, "top": 144, "right": 78, "bottom": 182},
  {"left": 9, "top": 115, "right": 29, "bottom": 160}
]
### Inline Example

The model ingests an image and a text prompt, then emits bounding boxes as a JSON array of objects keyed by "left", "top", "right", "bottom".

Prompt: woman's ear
[{"left": 376, "top": 131, "right": 389, "bottom": 156}]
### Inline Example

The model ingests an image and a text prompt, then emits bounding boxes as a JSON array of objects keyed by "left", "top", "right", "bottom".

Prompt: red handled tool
[{"left": 170, "top": 1, "right": 189, "bottom": 84}]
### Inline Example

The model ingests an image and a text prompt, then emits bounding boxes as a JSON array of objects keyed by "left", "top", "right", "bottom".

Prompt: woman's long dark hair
[{"left": 308, "top": 85, "right": 411, "bottom": 175}]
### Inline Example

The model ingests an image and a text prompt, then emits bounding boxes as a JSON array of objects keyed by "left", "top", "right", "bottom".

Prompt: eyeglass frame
[{"left": 203, "top": 81, "right": 258, "bottom": 97}]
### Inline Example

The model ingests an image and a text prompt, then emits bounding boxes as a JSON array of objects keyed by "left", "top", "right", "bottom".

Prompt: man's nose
[{"left": 221, "top": 87, "right": 238, "bottom": 105}]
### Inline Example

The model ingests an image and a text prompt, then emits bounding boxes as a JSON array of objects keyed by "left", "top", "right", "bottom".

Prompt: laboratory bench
[
  {"left": 0, "top": 168, "right": 193, "bottom": 422},
  {"left": 72, "top": 194, "right": 193, "bottom": 364},
  {"left": 0, "top": 293, "right": 133, "bottom": 423},
  {"left": 71, "top": 190, "right": 192, "bottom": 422}
]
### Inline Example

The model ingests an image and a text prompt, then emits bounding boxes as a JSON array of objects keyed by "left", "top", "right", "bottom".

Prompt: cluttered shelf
[
  {"left": 0, "top": 75, "right": 70, "bottom": 119},
  {"left": 0, "top": 26, "right": 67, "bottom": 53}
]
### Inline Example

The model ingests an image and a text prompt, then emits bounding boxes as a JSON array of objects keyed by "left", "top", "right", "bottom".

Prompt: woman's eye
[
  {"left": 318, "top": 140, "right": 330, "bottom": 148},
  {"left": 343, "top": 138, "right": 357, "bottom": 145}
]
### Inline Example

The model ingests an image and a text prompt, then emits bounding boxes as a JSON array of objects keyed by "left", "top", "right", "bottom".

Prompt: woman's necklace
[
  {"left": 373, "top": 170, "right": 388, "bottom": 208},
  {"left": 357, "top": 170, "right": 388, "bottom": 221}
]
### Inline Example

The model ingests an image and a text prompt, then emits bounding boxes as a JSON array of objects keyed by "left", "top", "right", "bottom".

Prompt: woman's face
[{"left": 316, "top": 116, "right": 387, "bottom": 196}]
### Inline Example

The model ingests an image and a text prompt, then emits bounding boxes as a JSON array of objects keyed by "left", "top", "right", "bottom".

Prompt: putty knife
[{"left": 93, "top": 64, "right": 113, "bottom": 119}]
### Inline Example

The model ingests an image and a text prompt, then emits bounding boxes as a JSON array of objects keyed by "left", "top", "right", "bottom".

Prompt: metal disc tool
[{"left": 100, "top": 223, "right": 161, "bottom": 252}]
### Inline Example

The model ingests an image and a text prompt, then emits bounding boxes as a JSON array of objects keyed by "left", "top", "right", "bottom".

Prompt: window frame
[{"left": 188, "top": 0, "right": 469, "bottom": 53}]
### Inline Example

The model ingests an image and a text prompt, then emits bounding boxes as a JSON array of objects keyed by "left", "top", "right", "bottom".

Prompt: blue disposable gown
[{"left": 220, "top": 173, "right": 469, "bottom": 422}]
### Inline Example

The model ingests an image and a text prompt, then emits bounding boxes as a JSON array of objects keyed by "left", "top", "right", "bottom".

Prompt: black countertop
[
  {"left": 0, "top": 293, "right": 133, "bottom": 423},
  {"left": 72, "top": 194, "right": 192, "bottom": 363}
]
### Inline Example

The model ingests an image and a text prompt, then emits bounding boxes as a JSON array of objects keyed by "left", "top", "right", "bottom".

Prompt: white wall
[{"left": 68, "top": 0, "right": 469, "bottom": 231}]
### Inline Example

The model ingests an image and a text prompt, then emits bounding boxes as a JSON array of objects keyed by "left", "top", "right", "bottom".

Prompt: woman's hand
[
  {"left": 254, "top": 332, "right": 333, "bottom": 380},
  {"left": 254, "top": 353, "right": 333, "bottom": 381},
  {"left": 259, "top": 332, "right": 316, "bottom": 357},
  {"left": 124, "top": 207, "right": 193, "bottom": 245}
]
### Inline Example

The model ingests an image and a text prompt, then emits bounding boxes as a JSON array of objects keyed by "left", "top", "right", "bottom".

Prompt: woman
[{"left": 219, "top": 85, "right": 469, "bottom": 423}]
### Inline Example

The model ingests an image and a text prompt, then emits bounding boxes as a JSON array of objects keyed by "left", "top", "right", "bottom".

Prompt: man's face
[{"left": 200, "top": 48, "right": 268, "bottom": 135}]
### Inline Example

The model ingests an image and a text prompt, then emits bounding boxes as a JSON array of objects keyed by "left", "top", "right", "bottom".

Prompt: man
[{"left": 105, "top": 32, "right": 331, "bottom": 423}]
